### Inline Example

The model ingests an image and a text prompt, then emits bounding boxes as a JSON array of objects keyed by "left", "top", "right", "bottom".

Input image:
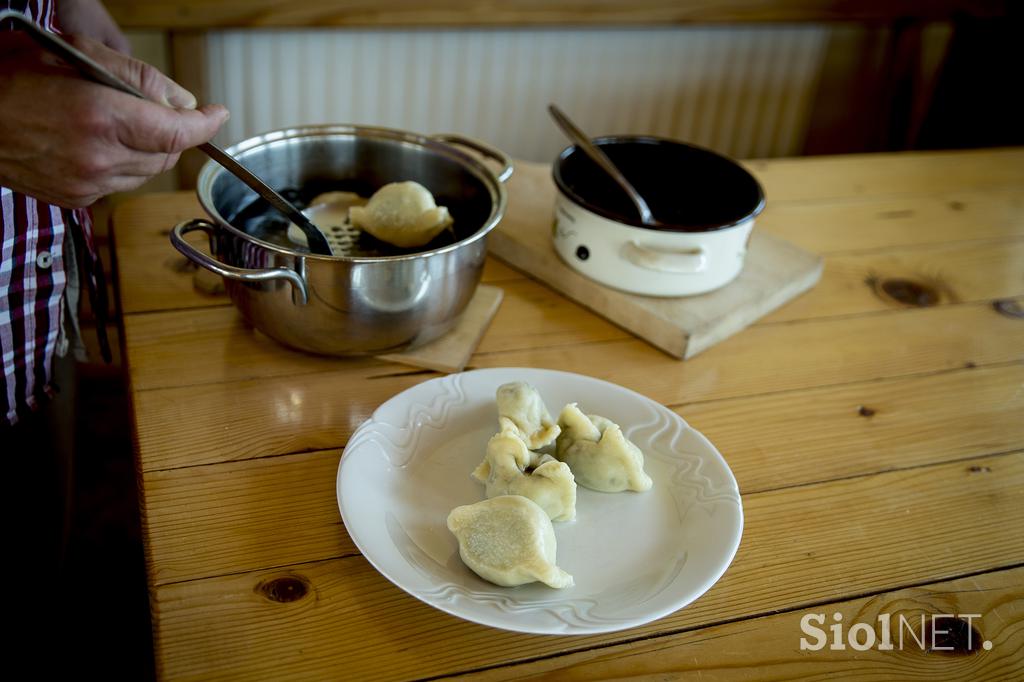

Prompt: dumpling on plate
[
  {"left": 555, "top": 403, "right": 653, "bottom": 493},
  {"left": 447, "top": 495, "right": 574, "bottom": 588},
  {"left": 496, "top": 382, "right": 560, "bottom": 450},
  {"left": 471, "top": 424, "right": 576, "bottom": 522},
  {"left": 349, "top": 181, "right": 452, "bottom": 248}
]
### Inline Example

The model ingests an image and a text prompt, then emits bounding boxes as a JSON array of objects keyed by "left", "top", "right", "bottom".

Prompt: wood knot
[
  {"left": 968, "top": 465, "right": 991, "bottom": 473},
  {"left": 924, "top": 615, "right": 985, "bottom": 654},
  {"left": 948, "top": 200, "right": 965, "bottom": 211},
  {"left": 857, "top": 405, "right": 876, "bottom": 417},
  {"left": 874, "top": 278, "right": 940, "bottom": 307},
  {"left": 992, "top": 299, "right": 1024, "bottom": 319},
  {"left": 256, "top": 575, "right": 311, "bottom": 603}
]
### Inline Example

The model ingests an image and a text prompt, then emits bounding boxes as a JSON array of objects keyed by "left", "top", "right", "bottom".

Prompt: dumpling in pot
[
  {"left": 447, "top": 495, "right": 574, "bottom": 588},
  {"left": 496, "top": 382, "right": 560, "bottom": 450},
  {"left": 287, "top": 191, "right": 365, "bottom": 248},
  {"left": 471, "top": 424, "right": 576, "bottom": 522},
  {"left": 349, "top": 181, "right": 452, "bottom": 248},
  {"left": 555, "top": 403, "right": 653, "bottom": 493},
  {"left": 309, "top": 190, "right": 364, "bottom": 209}
]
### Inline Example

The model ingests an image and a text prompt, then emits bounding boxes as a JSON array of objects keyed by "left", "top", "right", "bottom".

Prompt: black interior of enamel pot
[{"left": 554, "top": 137, "right": 765, "bottom": 232}]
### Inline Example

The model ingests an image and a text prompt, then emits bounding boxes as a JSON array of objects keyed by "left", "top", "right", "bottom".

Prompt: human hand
[
  {"left": 0, "top": 31, "right": 228, "bottom": 207},
  {"left": 57, "top": 0, "right": 130, "bottom": 54}
]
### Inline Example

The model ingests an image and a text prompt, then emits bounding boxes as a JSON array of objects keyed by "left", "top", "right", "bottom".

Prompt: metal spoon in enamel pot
[
  {"left": 1, "top": 9, "right": 334, "bottom": 256},
  {"left": 548, "top": 104, "right": 663, "bottom": 229}
]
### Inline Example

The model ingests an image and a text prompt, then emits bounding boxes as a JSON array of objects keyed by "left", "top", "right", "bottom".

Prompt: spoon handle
[
  {"left": 2, "top": 9, "right": 333, "bottom": 255},
  {"left": 548, "top": 104, "right": 655, "bottom": 226},
  {"left": 196, "top": 142, "right": 332, "bottom": 255}
]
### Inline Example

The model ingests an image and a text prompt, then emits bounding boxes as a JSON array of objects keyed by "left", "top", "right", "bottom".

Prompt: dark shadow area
[
  {"left": 916, "top": 11, "right": 1024, "bottom": 150},
  {"left": 59, "top": 363, "right": 155, "bottom": 681}
]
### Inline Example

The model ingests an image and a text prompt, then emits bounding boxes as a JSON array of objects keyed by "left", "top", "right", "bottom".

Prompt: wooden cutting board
[{"left": 489, "top": 160, "right": 823, "bottom": 359}]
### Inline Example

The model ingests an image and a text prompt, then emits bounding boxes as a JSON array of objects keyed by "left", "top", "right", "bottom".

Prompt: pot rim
[
  {"left": 557, "top": 191, "right": 756, "bottom": 236},
  {"left": 552, "top": 135, "right": 766, "bottom": 233},
  {"left": 196, "top": 124, "right": 508, "bottom": 262}
]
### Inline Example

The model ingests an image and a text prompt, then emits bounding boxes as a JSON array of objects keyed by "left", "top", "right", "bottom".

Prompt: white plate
[{"left": 337, "top": 368, "right": 743, "bottom": 635}]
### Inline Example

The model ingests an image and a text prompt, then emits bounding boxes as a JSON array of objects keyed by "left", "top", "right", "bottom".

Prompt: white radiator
[{"left": 203, "top": 25, "right": 829, "bottom": 163}]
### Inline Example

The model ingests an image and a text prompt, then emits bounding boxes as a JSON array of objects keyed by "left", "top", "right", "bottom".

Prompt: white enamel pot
[{"left": 552, "top": 136, "right": 765, "bottom": 297}]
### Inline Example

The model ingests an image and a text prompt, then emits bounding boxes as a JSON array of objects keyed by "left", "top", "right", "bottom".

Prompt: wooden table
[{"left": 112, "top": 148, "right": 1024, "bottom": 680}]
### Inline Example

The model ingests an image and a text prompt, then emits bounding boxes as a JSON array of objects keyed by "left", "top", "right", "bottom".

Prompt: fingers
[
  {"left": 102, "top": 150, "right": 183, "bottom": 179},
  {"left": 113, "top": 102, "right": 230, "bottom": 155},
  {"left": 67, "top": 34, "right": 196, "bottom": 108},
  {"left": 62, "top": 36, "right": 231, "bottom": 154},
  {"left": 1, "top": 34, "right": 231, "bottom": 205}
]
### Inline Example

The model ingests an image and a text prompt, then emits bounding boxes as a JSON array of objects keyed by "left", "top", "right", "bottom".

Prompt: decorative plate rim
[{"left": 337, "top": 367, "right": 743, "bottom": 635}]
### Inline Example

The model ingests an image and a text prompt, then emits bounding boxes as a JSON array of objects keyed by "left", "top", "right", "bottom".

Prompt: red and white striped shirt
[{"left": 2, "top": 0, "right": 106, "bottom": 425}]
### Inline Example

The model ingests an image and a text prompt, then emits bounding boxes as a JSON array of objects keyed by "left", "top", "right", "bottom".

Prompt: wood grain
[
  {"left": 105, "top": 1, "right": 1011, "bottom": 30},
  {"left": 131, "top": 366, "right": 435, "bottom": 472},
  {"left": 461, "top": 568, "right": 1024, "bottom": 681},
  {"left": 132, "top": 340, "right": 1023, "bottom": 480},
  {"left": 490, "top": 213, "right": 823, "bottom": 358},
  {"left": 142, "top": 450, "right": 352, "bottom": 585},
  {"left": 140, "top": 365, "right": 1024, "bottom": 584},
  {"left": 115, "top": 160, "right": 1024, "bottom": 371},
  {"left": 761, "top": 238, "right": 1024, "bottom": 323},
  {"left": 118, "top": 272, "right": 630, "bottom": 392},
  {"left": 112, "top": 193, "right": 216, "bottom": 314},
  {"left": 126, "top": 300, "right": 1023, "bottom": 475},
  {"left": 116, "top": 222, "right": 1024, "bottom": 333},
  {"left": 680, "top": 363, "right": 1024, "bottom": 494},
  {"left": 758, "top": 187, "right": 1024, "bottom": 255},
  {"left": 149, "top": 453, "right": 1024, "bottom": 679},
  {"left": 471, "top": 301, "right": 1023, "bottom": 402},
  {"left": 112, "top": 159, "right": 1024, "bottom": 320},
  {"left": 112, "top": 148, "right": 1024, "bottom": 680},
  {"left": 470, "top": 278, "right": 629, "bottom": 353},
  {"left": 122, "top": 293, "right": 1023, "bottom": 394},
  {"left": 744, "top": 148, "right": 1024, "bottom": 204}
]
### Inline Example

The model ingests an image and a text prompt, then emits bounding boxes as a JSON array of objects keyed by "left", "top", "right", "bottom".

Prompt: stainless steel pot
[{"left": 171, "top": 125, "right": 512, "bottom": 355}]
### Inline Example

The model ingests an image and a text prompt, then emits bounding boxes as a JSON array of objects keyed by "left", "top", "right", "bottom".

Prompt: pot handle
[
  {"left": 623, "top": 241, "right": 708, "bottom": 274},
  {"left": 170, "top": 219, "right": 309, "bottom": 305},
  {"left": 431, "top": 133, "right": 514, "bottom": 183}
]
